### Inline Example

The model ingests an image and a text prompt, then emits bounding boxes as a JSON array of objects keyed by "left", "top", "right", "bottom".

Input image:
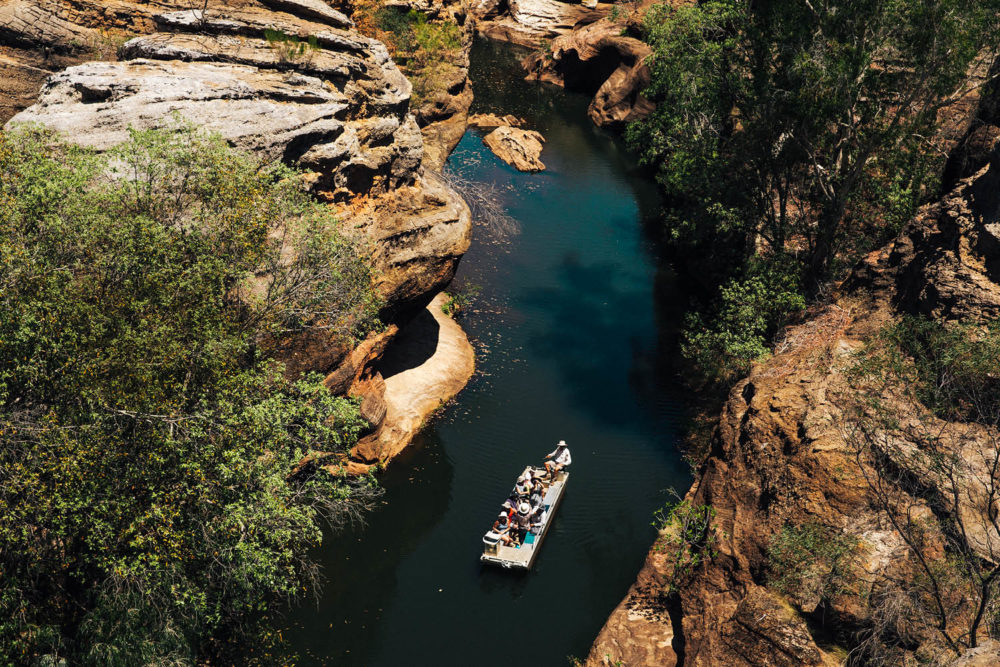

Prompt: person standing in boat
[{"left": 543, "top": 440, "right": 572, "bottom": 479}]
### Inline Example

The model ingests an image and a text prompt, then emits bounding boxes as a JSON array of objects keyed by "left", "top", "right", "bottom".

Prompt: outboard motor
[{"left": 482, "top": 531, "right": 501, "bottom": 556}]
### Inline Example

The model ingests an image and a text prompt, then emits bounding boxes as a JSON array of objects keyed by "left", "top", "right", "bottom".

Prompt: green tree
[
  {"left": 0, "top": 124, "right": 381, "bottom": 664},
  {"left": 633, "top": 0, "right": 999, "bottom": 376}
]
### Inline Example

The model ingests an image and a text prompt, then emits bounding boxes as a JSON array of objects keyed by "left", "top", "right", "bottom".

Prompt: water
[{"left": 286, "top": 39, "right": 691, "bottom": 665}]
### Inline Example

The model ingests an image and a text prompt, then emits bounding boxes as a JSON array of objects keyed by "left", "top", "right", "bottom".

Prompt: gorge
[{"left": 5, "top": 0, "right": 1000, "bottom": 665}]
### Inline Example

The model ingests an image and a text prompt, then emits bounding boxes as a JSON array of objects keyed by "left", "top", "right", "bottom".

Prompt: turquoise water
[{"left": 286, "top": 39, "right": 690, "bottom": 665}]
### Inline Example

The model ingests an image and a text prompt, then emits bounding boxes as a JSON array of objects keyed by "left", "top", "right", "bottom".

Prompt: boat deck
[{"left": 481, "top": 466, "right": 568, "bottom": 570}]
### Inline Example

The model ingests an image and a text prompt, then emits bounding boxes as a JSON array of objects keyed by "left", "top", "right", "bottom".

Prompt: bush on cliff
[
  {"left": 633, "top": 0, "right": 1000, "bottom": 382},
  {"left": 847, "top": 317, "right": 1000, "bottom": 657},
  {"left": 352, "top": 2, "right": 463, "bottom": 104},
  {"left": 0, "top": 124, "right": 381, "bottom": 664}
]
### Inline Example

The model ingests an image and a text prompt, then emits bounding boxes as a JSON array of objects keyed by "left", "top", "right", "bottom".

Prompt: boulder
[
  {"left": 483, "top": 126, "right": 546, "bottom": 171},
  {"left": 468, "top": 112, "right": 524, "bottom": 129}
]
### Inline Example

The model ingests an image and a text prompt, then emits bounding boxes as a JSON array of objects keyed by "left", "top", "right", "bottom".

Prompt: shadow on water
[
  {"left": 521, "top": 258, "right": 658, "bottom": 428},
  {"left": 290, "top": 432, "right": 454, "bottom": 665},
  {"left": 281, "top": 37, "right": 692, "bottom": 666}
]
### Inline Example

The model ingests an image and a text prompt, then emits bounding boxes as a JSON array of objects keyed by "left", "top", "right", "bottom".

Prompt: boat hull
[{"left": 481, "top": 466, "right": 568, "bottom": 570}]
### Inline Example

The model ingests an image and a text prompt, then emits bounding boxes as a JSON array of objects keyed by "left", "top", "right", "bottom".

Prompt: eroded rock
[
  {"left": 3, "top": 0, "right": 475, "bottom": 465},
  {"left": 469, "top": 112, "right": 524, "bottom": 128},
  {"left": 471, "top": 0, "right": 605, "bottom": 48},
  {"left": 350, "top": 293, "right": 475, "bottom": 463},
  {"left": 523, "top": 16, "right": 654, "bottom": 127},
  {"left": 483, "top": 125, "right": 546, "bottom": 171}
]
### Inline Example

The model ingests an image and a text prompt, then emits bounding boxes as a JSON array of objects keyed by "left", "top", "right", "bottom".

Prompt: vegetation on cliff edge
[
  {"left": 847, "top": 317, "right": 1000, "bottom": 659},
  {"left": 0, "top": 124, "right": 381, "bottom": 664},
  {"left": 632, "top": 0, "right": 1000, "bottom": 384}
]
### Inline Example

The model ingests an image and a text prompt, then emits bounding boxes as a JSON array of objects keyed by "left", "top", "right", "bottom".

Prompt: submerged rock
[{"left": 483, "top": 125, "right": 546, "bottom": 171}]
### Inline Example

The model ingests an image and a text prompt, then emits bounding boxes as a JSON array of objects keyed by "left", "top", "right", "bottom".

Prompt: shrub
[
  {"left": 264, "top": 28, "right": 320, "bottom": 63},
  {"left": 682, "top": 258, "right": 805, "bottom": 386},
  {"left": 652, "top": 493, "right": 718, "bottom": 592},
  {"left": 768, "top": 523, "right": 859, "bottom": 609}
]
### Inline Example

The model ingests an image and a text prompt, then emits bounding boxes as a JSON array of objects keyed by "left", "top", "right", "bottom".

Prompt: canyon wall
[
  {"left": 586, "top": 69, "right": 1000, "bottom": 667},
  {"left": 1, "top": 0, "right": 475, "bottom": 467}
]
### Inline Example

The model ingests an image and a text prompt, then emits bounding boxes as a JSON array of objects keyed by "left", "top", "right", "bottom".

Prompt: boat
[{"left": 481, "top": 465, "right": 568, "bottom": 570}]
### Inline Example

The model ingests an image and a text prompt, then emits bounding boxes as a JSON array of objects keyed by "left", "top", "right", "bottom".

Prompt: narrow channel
[{"left": 288, "top": 39, "right": 692, "bottom": 665}]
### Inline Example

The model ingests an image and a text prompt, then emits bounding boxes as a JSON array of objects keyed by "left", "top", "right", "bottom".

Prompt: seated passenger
[
  {"left": 543, "top": 440, "right": 572, "bottom": 479},
  {"left": 503, "top": 491, "right": 519, "bottom": 511},
  {"left": 514, "top": 475, "right": 532, "bottom": 497},
  {"left": 529, "top": 506, "right": 544, "bottom": 532},
  {"left": 493, "top": 512, "right": 516, "bottom": 546}
]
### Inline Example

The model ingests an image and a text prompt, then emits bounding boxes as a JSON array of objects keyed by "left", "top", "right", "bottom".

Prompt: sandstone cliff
[
  {"left": 586, "top": 73, "right": 1000, "bottom": 667},
  {"left": 2, "top": 0, "right": 474, "bottom": 466},
  {"left": 469, "top": 0, "right": 656, "bottom": 128}
]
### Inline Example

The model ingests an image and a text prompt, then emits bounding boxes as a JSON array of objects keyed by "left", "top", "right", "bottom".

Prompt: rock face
[
  {"left": 3, "top": 0, "right": 474, "bottom": 465},
  {"left": 523, "top": 16, "right": 654, "bottom": 127},
  {"left": 6, "top": 0, "right": 470, "bottom": 320},
  {"left": 471, "top": 0, "right": 606, "bottom": 48},
  {"left": 483, "top": 125, "right": 546, "bottom": 171},
  {"left": 586, "top": 76, "right": 1000, "bottom": 667},
  {"left": 470, "top": 0, "right": 658, "bottom": 128},
  {"left": 336, "top": 0, "right": 476, "bottom": 170}
]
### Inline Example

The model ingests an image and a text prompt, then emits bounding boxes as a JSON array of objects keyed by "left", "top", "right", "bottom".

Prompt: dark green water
[{"left": 287, "top": 39, "right": 690, "bottom": 665}]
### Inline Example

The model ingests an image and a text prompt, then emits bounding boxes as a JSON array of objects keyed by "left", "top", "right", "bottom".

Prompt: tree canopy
[
  {"left": 0, "top": 124, "right": 381, "bottom": 664},
  {"left": 632, "top": 0, "right": 1000, "bottom": 381}
]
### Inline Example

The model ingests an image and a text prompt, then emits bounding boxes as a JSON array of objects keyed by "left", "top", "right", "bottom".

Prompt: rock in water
[
  {"left": 483, "top": 126, "right": 546, "bottom": 172},
  {"left": 468, "top": 113, "right": 524, "bottom": 129}
]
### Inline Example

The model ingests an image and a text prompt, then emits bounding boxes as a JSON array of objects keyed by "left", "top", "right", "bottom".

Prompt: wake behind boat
[{"left": 481, "top": 441, "right": 572, "bottom": 570}]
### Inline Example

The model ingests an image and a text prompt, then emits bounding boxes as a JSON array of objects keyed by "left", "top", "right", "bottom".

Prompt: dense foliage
[
  {"left": 0, "top": 125, "right": 381, "bottom": 664},
  {"left": 351, "top": 2, "right": 463, "bottom": 103},
  {"left": 632, "top": 0, "right": 1000, "bottom": 381}
]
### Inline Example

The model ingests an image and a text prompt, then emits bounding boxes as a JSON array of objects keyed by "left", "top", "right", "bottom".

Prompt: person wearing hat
[
  {"left": 514, "top": 475, "right": 532, "bottom": 498},
  {"left": 492, "top": 511, "right": 515, "bottom": 546},
  {"left": 543, "top": 440, "right": 572, "bottom": 479},
  {"left": 515, "top": 501, "right": 533, "bottom": 542}
]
